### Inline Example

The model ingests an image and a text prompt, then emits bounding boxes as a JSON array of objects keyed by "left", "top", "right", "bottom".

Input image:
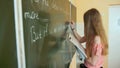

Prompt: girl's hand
[{"left": 70, "top": 21, "right": 76, "bottom": 30}]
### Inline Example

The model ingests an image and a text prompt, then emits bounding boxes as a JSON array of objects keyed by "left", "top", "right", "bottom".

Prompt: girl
[{"left": 70, "top": 8, "right": 108, "bottom": 68}]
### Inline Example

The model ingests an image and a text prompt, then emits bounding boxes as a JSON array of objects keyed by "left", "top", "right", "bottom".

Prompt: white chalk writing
[
  {"left": 24, "top": 11, "right": 39, "bottom": 20},
  {"left": 30, "top": 0, "right": 69, "bottom": 15},
  {"left": 30, "top": 24, "right": 66, "bottom": 43}
]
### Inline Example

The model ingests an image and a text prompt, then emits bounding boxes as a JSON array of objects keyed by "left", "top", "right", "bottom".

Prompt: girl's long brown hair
[{"left": 83, "top": 8, "right": 108, "bottom": 58}]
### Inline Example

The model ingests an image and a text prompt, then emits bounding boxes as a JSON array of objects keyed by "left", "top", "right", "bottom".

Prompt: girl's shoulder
[{"left": 93, "top": 35, "right": 101, "bottom": 44}]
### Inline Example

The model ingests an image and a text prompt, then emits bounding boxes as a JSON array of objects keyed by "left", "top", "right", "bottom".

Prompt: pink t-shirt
[{"left": 85, "top": 36, "right": 104, "bottom": 68}]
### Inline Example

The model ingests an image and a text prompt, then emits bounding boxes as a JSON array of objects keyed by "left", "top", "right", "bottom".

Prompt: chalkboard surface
[
  {"left": 22, "top": 0, "right": 76, "bottom": 68},
  {"left": 0, "top": 0, "right": 17, "bottom": 68}
]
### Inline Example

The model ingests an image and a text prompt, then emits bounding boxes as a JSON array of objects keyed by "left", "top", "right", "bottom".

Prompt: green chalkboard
[
  {"left": 22, "top": 0, "right": 76, "bottom": 68},
  {"left": 0, "top": 0, "right": 17, "bottom": 68}
]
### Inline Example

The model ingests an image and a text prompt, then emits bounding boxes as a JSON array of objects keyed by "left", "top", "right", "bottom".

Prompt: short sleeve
[{"left": 92, "top": 36, "right": 102, "bottom": 56}]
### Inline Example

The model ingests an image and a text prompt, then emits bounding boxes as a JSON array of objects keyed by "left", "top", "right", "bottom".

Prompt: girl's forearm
[
  {"left": 86, "top": 56, "right": 99, "bottom": 66},
  {"left": 72, "top": 29, "right": 86, "bottom": 43}
]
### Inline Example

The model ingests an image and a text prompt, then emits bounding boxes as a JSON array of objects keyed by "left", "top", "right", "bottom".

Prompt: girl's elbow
[
  {"left": 86, "top": 58, "right": 96, "bottom": 66},
  {"left": 91, "top": 59, "right": 98, "bottom": 66},
  {"left": 91, "top": 61, "right": 97, "bottom": 66}
]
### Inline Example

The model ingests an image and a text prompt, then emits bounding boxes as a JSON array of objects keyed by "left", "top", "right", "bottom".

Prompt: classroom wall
[{"left": 107, "top": 0, "right": 120, "bottom": 5}]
